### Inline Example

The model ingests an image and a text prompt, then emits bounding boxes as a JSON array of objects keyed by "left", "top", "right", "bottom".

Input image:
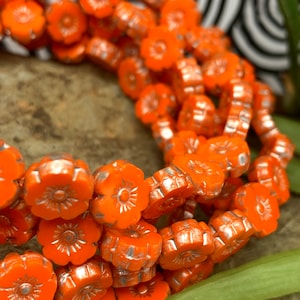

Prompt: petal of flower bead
[
  {"left": 142, "top": 165, "right": 194, "bottom": 220},
  {"left": 118, "top": 56, "right": 154, "bottom": 100},
  {"left": 0, "top": 198, "right": 39, "bottom": 246},
  {"left": 1, "top": 0, "right": 46, "bottom": 45},
  {"left": 112, "top": 265, "right": 157, "bottom": 288},
  {"left": 159, "top": 219, "right": 214, "bottom": 270},
  {"left": 102, "top": 287, "right": 116, "bottom": 300},
  {"left": 55, "top": 256, "right": 112, "bottom": 300},
  {"left": 209, "top": 209, "right": 255, "bottom": 263},
  {"left": 115, "top": 272, "right": 170, "bottom": 300},
  {"left": 79, "top": 0, "right": 119, "bottom": 18},
  {"left": 171, "top": 57, "right": 204, "bottom": 104},
  {"left": 24, "top": 153, "right": 94, "bottom": 220},
  {"left": 252, "top": 81, "right": 276, "bottom": 113},
  {"left": 232, "top": 182, "right": 280, "bottom": 237},
  {"left": 90, "top": 160, "right": 150, "bottom": 229},
  {"left": 37, "top": 213, "right": 102, "bottom": 266},
  {"left": 196, "top": 135, "right": 251, "bottom": 178},
  {"left": 172, "top": 154, "right": 225, "bottom": 200},
  {"left": 259, "top": 133, "right": 295, "bottom": 168},
  {"left": 100, "top": 219, "right": 162, "bottom": 271},
  {"left": 248, "top": 155, "right": 290, "bottom": 205},
  {"left": 86, "top": 36, "right": 123, "bottom": 72},
  {"left": 46, "top": 0, "right": 87, "bottom": 45},
  {"left": 0, "top": 251, "right": 57, "bottom": 300},
  {"left": 177, "top": 94, "right": 216, "bottom": 137},
  {"left": 164, "top": 258, "right": 214, "bottom": 293},
  {"left": 185, "top": 26, "right": 231, "bottom": 63},
  {"left": 0, "top": 140, "right": 25, "bottom": 209},
  {"left": 135, "top": 83, "right": 178, "bottom": 126},
  {"left": 140, "top": 25, "right": 183, "bottom": 71}
]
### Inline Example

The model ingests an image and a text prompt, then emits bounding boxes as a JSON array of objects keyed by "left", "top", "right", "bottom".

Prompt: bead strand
[{"left": 0, "top": 0, "right": 295, "bottom": 299}]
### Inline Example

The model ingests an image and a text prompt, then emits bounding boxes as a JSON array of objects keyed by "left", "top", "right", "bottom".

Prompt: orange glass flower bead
[
  {"left": 37, "top": 212, "right": 102, "bottom": 266},
  {"left": 151, "top": 115, "right": 176, "bottom": 150},
  {"left": 135, "top": 83, "right": 178, "bottom": 126},
  {"left": 113, "top": 1, "right": 156, "bottom": 41},
  {"left": 0, "top": 198, "right": 39, "bottom": 246},
  {"left": 159, "top": 219, "right": 214, "bottom": 270},
  {"left": 196, "top": 135, "right": 251, "bottom": 178},
  {"left": 232, "top": 182, "right": 280, "bottom": 237},
  {"left": 140, "top": 26, "right": 183, "bottom": 71},
  {"left": 79, "top": 0, "right": 120, "bottom": 18},
  {"left": 112, "top": 265, "right": 157, "bottom": 288},
  {"left": 185, "top": 26, "right": 231, "bottom": 63},
  {"left": 159, "top": 0, "right": 201, "bottom": 34},
  {"left": 142, "top": 165, "right": 194, "bottom": 220},
  {"left": 248, "top": 155, "right": 290, "bottom": 205},
  {"left": 1, "top": 0, "right": 46, "bottom": 45},
  {"left": 46, "top": 0, "right": 87, "bottom": 45},
  {"left": 115, "top": 272, "right": 170, "bottom": 300},
  {"left": 168, "top": 197, "right": 198, "bottom": 223},
  {"left": 260, "top": 133, "right": 295, "bottom": 168},
  {"left": 209, "top": 209, "right": 255, "bottom": 263},
  {"left": 90, "top": 160, "right": 150, "bottom": 229},
  {"left": 0, "top": 140, "right": 25, "bottom": 209},
  {"left": 24, "top": 153, "right": 94, "bottom": 220},
  {"left": 51, "top": 34, "right": 89, "bottom": 64},
  {"left": 86, "top": 36, "right": 123, "bottom": 72},
  {"left": 0, "top": 251, "right": 57, "bottom": 300},
  {"left": 202, "top": 51, "right": 255, "bottom": 95},
  {"left": 171, "top": 57, "right": 204, "bottom": 104},
  {"left": 116, "top": 36, "right": 140, "bottom": 58},
  {"left": 172, "top": 154, "right": 225, "bottom": 200},
  {"left": 164, "top": 258, "right": 214, "bottom": 293},
  {"left": 177, "top": 94, "right": 216, "bottom": 137},
  {"left": 102, "top": 287, "right": 116, "bottom": 300},
  {"left": 252, "top": 81, "right": 276, "bottom": 113},
  {"left": 100, "top": 219, "right": 162, "bottom": 271},
  {"left": 55, "top": 256, "right": 112, "bottom": 300},
  {"left": 118, "top": 56, "right": 154, "bottom": 100}
]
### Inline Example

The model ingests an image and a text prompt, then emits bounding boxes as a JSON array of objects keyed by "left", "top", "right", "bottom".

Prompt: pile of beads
[{"left": 0, "top": 0, "right": 295, "bottom": 299}]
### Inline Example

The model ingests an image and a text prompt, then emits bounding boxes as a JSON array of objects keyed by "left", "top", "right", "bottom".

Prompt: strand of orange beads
[{"left": 0, "top": 0, "right": 295, "bottom": 299}]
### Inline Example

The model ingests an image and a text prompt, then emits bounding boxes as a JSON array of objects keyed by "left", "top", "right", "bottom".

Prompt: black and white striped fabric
[{"left": 1, "top": 0, "right": 298, "bottom": 94}]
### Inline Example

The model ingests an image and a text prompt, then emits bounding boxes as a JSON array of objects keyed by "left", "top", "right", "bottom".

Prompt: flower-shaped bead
[
  {"left": 159, "top": 219, "right": 214, "bottom": 270},
  {"left": 90, "top": 160, "right": 150, "bottom": 229},
  {"left": 37, "top": 212, "right": 102, "bottom": 266},
  {"left": 55, "top": 256, "right": 112, "bottom": 300},
  {"left": 0, "top": 198, "right": 39, "bottom": 245},
  {"left": 0, "top": 251, "right": 57, "bottom": 300},
  {"left": 0, "top": 140, "right": 25, "bottom": 209},
  {"left": 79, "top": 0, "right": 120, "bottom": 18},
  {"left": 100, "top": 219, "right": 162, "bottom": 271},
  {"left": 24, "top": 153, "right": 94, "bottom": 220}
]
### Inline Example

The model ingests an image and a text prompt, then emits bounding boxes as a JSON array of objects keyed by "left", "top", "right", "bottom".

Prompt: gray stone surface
[{"left": 0, "top": 52, "right": 299, "bottom": 299}]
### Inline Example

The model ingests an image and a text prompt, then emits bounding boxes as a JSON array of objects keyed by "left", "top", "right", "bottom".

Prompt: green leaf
[{"left": 286, "top": 157, "right": 300, "bottom": 194}]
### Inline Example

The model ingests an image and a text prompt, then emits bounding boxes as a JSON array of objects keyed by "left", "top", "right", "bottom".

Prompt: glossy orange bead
[
  {"left": 164, "top": 258, "right": 214, "bottom": 293},
  {"left": 252, "top": 81, "right": 276, "bottom": 113},
  {"left": 24, "top": 153, "right": 94, "bottom": 220},
  {"left": 159, "top": 219, "right": 214, "bottom": 270},
  {"left": 232, "top": 182, "right": 280, "bottom": 237},
  {"left": 86, "top": 36, "right": 123, "bottom": 71},
  {"left": 79, "top": 0, "right": 120, "bottom": 18},
  {"left": 115, "top": 272, "right": 170, "bottom": 300},
  {"left": 177, "top": 94, "right": 216, "bottom": 137},
  {"left": 0, "top": 139, "right": 25, "bottom": 209},
  {"left": 46, "top": 0, "right": 87, "bottom": 45},
  {"left": 209, "top": 209, "right": 255, "bottom": 263},
  {"left": 196, "top": 135, "right": 251, "bottom": 178},
  {"left": 37, "top": 213, "right": 102, "bottom": 266},
  {"left": 140, "top": 25, "right": 183, "bottom": 71},
  {"left": 168, "top": 197, "right": 198, "bottom": 223},
  {"left": 91, "top": 160, "right": 150, "bottom": 229},
  {"left": 0, "top": 198, "right": 39, "bottom": 246},
  {"left": 55, "top": 256, "right": 112, "bottom": 300},
  {"left": 171, "top": 57, "right": 204, "bottom": 104},
  {"left": 100, "top": 219, "right": 162, "bottom": 271},
  {"left": 248, "top": 155, "right": 290, "bottom": 205},
  {"left": 135, "top": 83, "right": 178, "bottom": 126},
  {"left": 118, "top": 56, "right": 154, "bottom": 100},
  {"left": 185, "top": 26, "right": 231, "bottom": 62},
  {"left": 1, "top": 0, "right": 46, "bottom": 44},
  {"left": 0, "top": 251, "right": 57, "bottom": 300}
]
